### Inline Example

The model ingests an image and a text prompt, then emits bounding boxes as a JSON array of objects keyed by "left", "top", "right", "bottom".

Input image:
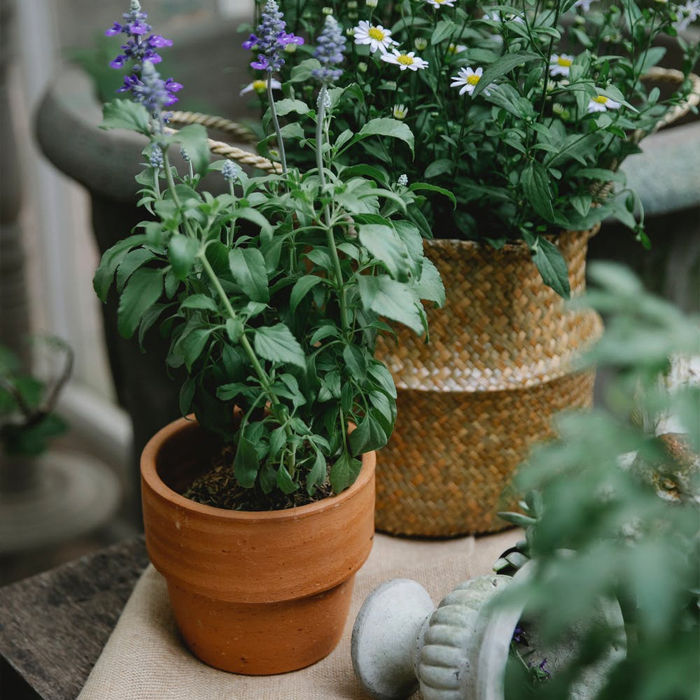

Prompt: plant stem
[
  {"left": 316, "top": 86, "right": 350, "bottom": 335},
  {"left": 197, "top": 252, "right": 291, "bottom": 436},
  {"left": 268, "top": 76, "right": 288, "bottom": 177}
]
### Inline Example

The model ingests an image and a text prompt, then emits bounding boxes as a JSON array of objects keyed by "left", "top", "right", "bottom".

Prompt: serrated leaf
[
  {"left": 254, "top": 324, "right": 305, "bottom": 368},
  {"left": 357, "top": 118, "right": 415, "bottom": 155},
  {"left": 100, "top": 99, "right": 150, "bottom": 135},
  {"left": 357, "top": 275, "right": 423, "bottom": 334},
  {"left": 290, "top": 275, "right": 324, "bottom": 313},
  {"left": 180, "top": 294, "right": 218, "bottom": 313},
  {"left": 415, "top": 258, "right": 445, "bottom": 305},
  {"left": 359, "top": 224, "right": 412, "bottom": 280},
  {"left": 117, "top": 268, "right": 164, "bottom": 339},
  {"left": 229, "top": 248, "right": 269, "bottom": 303},
  {"left": 169, "top": 234, "right": 199, "bottom": 281},
  {"left": 330, "top": 451, "right": 362, "bottom": 493},
  {"left": 93, "top": 235, "right": 148, "bottom": 302},
  {"left": 522, "top": 162, "right": 555, "bottom": 223}
]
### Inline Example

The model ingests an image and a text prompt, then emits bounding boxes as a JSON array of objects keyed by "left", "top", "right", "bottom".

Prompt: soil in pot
[{"left": 141, "top": 417, "right": 376, "bottom": 675}]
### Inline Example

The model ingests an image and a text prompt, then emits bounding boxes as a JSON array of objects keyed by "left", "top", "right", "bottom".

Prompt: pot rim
[{"left": 141, "top": 415, "right": 376, "bottom": 523}]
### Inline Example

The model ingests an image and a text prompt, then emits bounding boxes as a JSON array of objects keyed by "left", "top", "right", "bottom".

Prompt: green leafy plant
[
  {"left": 95, "top": 2, "right": 445, "bottom": 507},
  {"left": 246, "top": 0, "right": 699, "bottom": 296},
  {"left": 495, "top": 263, "right": 700, "bottom": 699},
  {"left": 0, "top": 339, "right": 72, "bottom": 458}
]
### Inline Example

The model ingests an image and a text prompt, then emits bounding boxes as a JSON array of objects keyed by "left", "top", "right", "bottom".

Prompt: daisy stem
[
  {"left": 316, "top": 86, "right": 350, "bottom": 334},
  {"left": 537, "top": 1, "right": 563, "bottom": 124}
]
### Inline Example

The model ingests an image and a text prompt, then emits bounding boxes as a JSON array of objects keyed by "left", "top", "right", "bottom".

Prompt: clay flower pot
[{"left": 141, "top": 416, "right": 376, "bottom": 675}]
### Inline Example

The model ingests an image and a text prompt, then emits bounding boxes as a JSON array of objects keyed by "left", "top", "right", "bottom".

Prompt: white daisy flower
[
  {"left": 675, "top": 0, "right": 700, "bottom": 31},
  {"left": 451, "top": 66, "right": 488, "bottom": 96},
  {"left": 398, "top": 174, "right": 409, "bottom": 186},
  {"left": 573, "top": 0, "right": 600, "bottom": 11},
  {"left": 587, "top": 94, "right": 621, "bottom": 113},
  {"left": 549, "top": 53, "right": 575, "bottom": 78},
  {"left": 240, "top": 78, "right": 282, "bottom": 96},
  {"left": 353, "top": 20, "right": 396, "bottom": 54},
  {"left": 448, "top": 43, "right": 467, "bottom": 55},
  {"left": 366, "top": 0, "right": 378, "bottom": 6},
  {"left": 393, "top": 104, "right": 409, "bottom": 120},
  {"left": 424, "top": 0, "right": 457, "bottom": 7},
  {"left": 483, "top": 10, "right": 525, "bottom": 23},
  {"left": 381, "top": 49, "right": 429, "bottom": 71}
]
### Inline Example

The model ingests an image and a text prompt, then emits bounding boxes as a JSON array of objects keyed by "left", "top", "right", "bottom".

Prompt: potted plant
[
  {"left": 252, "top": 0, "right": 700, "bottom": 536},
  {"left": 94, "top": 1, "right": 444, "bottom": 675}
]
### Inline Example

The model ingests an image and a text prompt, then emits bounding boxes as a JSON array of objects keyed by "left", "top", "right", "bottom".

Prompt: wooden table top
[{"left": 0, "top": 537, "right": 149, "bottom": 700}]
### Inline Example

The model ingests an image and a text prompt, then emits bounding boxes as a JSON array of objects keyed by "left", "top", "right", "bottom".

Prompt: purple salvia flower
[
  {"left": 131, "top": 60, "right": 181, "bottom": 120},
  {"left": 312, "top": 15, "right": 346, "bottom": 85},
  {"left": 149, "top": 144, "right": 164, "bottom": 168},
  {"left": 222, "top": 160, "right": 242, "bottom": 183},
  {"left": 243, "top": 0, "right": 303, "bottom": 73},
  {"left": 106, "top": 1, "right": 173, "bottom": 72}
]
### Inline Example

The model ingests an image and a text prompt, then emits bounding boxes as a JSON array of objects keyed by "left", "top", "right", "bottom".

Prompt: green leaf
[
  {"left": 368, "top": 362, "right": 397, "bottom": 398},
  {"left": 423, "top": 159, "right": 454, "bottom": 180},
  {"left": 431, "top": 19, "right": 457, "bottom": 45},
  {"left": 176, "top": 328, "right": 212, "bottom": 371},
  {"left": 179, "top": 377, "right": 196, "bottom": 416},
  {"left": 116, "top": 249, "right": 156, "bottom": 292},
  {"left": 180, "top": 294, "right": 218, "bottom": 313},
  {"left": 472, "top": 51, "right": 541, "bottom": 98},
  {"left": 358, "top": 224, "right": 412, "bottom": 280},
  {"left": 100, "top": 99, "right": 150, "bottom": 135},
  {"left": 357, "top": 275, "right": 424, "bottom": 334},
  {"left": 276, "top": 465, "right": 298, "bottom": 494},
  {"left": 409, "top": 182, "right": 457, "bottom": 209},
  {"left": 330, "top": 451, "right": 362, "bottom": 493},
  {"left": 169, "top": 234, "right": 199, "bottom": 281},
  {"left": 234, "top": 436, "right": 258, "bottom": 488},
  {"left": 525, "top": 233, "right": 571, "bottom": 299},
  {"left": 117, "top": 268, "right": 164, "bottom": 338},
  {"left": 216, "top": 382, "right": 251, "bottom": 401},
  {"left": 226, "top": 318, "right": 244, "bottom": 343},
  {"left": 269, "top": 426, "right": 287, "bottom": 460},
  {"left": 290, "top": 58, "right": 321, "bottom": 83},
  {"left": 290, "top": 275, "right": 324, "bottom": 313},
  {"left": 522, "top": 162, "right": 555, "bottom": 223},
  {"left": 356, "top": 118, "right": 415, "bottom": 155},
  {"left": 343, "top": 345, "right": 367, "bottom": 382},
  {"left": 93, "top": 235, "right": 148, "bottom": 302},
  {"left": 172, "top": 124, "right": 210, "bottom": 176},
  {"left": 349, "top": 415, "right": 387, "bottom": 455},
  {"left": 306, "top": 449, "right": 327, "bottom": 495},
  {"left": 254, "top": 324, "right": 306, "bottom": 368},
  {"left": 229, "top": 248, "right": 269, "bottom": 303},
  {"left": 415, "top": 258, "right": 446, "bottom": 305},
  {"left": 273, "top": 99, "right": 310, "bottom": 117}
]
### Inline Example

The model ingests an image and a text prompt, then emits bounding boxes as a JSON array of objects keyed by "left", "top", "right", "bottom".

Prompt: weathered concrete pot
[
  {"left": 141, "top": 416, "right": 376, "bottom": 675},
  {"left": 352, "top": 565, "right": 626, "bottom": 700},
  {"left": 35, "top": 17, "right": 257, "bottom": 512}
]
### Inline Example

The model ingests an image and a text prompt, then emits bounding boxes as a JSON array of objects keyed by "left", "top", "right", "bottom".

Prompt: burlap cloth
[{"left": 78, "top": 529, "right": 521, "bottom": 700}]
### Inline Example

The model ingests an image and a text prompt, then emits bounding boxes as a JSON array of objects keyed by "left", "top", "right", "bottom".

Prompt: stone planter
[{"left": 352, "top": 566, "right": 626, "bottom": 700}]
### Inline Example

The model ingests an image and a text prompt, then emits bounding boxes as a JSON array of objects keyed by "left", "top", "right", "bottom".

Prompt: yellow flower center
[
  {"left": 557, "top": 56, "right": 573, "bottom": 67},
  {"left": 397, "top": 54, "right": 415, "bottom": 66},
  {"left": 467, "top": 74, "right": 481, "bottom": 86},
  {"left": 368, "top": 27, "right": 385, "bottom": 41},
  {"left": 252, "top": 80, "right": 267, "bottom": 92},
  {"left": 593, "top": 95, "right": 608, "bottom": 104}
]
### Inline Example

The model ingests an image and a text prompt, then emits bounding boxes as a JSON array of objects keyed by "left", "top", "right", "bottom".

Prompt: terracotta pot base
[
  {"left": 169, "top": 576, "right": 355, "bottom": 675},
  {"left": 141, "top": 417, "right": 376, "bottom": 675}
]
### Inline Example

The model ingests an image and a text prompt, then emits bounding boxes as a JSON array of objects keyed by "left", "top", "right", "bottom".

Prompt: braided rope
[
  {"left": 162, "top": 126, "right": 282, "bottom": 174},
  {"left": 169, "top": 110, "right": 258, "bottom": 144}
]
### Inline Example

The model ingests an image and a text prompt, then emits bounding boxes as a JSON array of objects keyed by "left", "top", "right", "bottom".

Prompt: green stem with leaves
[
  {"left": 268, "top": 76, "right": 288, "bottom": 176},
  {"left": 316, "top": 85, "right": 350, "bottom": 335}
]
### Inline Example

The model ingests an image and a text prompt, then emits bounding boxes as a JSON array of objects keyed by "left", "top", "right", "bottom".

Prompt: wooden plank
[{"left": 0, "top": 537, "right": 148, "bottom": 700}]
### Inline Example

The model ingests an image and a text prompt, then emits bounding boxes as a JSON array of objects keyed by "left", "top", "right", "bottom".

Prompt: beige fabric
[{"left": 78, "top": 530, "right": 521, "bottom": 700}]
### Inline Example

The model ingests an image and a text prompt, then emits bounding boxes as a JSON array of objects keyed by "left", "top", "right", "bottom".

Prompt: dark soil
[{"left": 182, "top": 444, "right": 334, "bottom": 511}]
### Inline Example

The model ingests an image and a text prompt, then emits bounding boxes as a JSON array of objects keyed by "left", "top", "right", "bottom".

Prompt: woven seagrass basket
[{"left": 374, "top": 228, "right": 603, "bottom": 537}]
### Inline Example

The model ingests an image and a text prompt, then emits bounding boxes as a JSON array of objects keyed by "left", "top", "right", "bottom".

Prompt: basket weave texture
[{"left": 374, "top": 228, "right": 603, "bottom": 537}]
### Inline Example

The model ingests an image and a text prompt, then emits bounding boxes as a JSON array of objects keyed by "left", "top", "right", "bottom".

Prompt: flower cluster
[
  {"left": 131, "top": 61, "right": 182, "bottom": 120},
  {"left": 313, "top": 15, "right": 347, "bottom": 85},
  {"left": 106, "top": 0, "right": 180, "bottom": 107},
  {"left": 243, "top": 0, "right": 304, "bottom": 73}
]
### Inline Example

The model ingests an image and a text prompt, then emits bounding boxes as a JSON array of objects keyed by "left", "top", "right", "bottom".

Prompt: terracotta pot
[{"left": 141, "top": 416, "right": 376, "bottom": 675}]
